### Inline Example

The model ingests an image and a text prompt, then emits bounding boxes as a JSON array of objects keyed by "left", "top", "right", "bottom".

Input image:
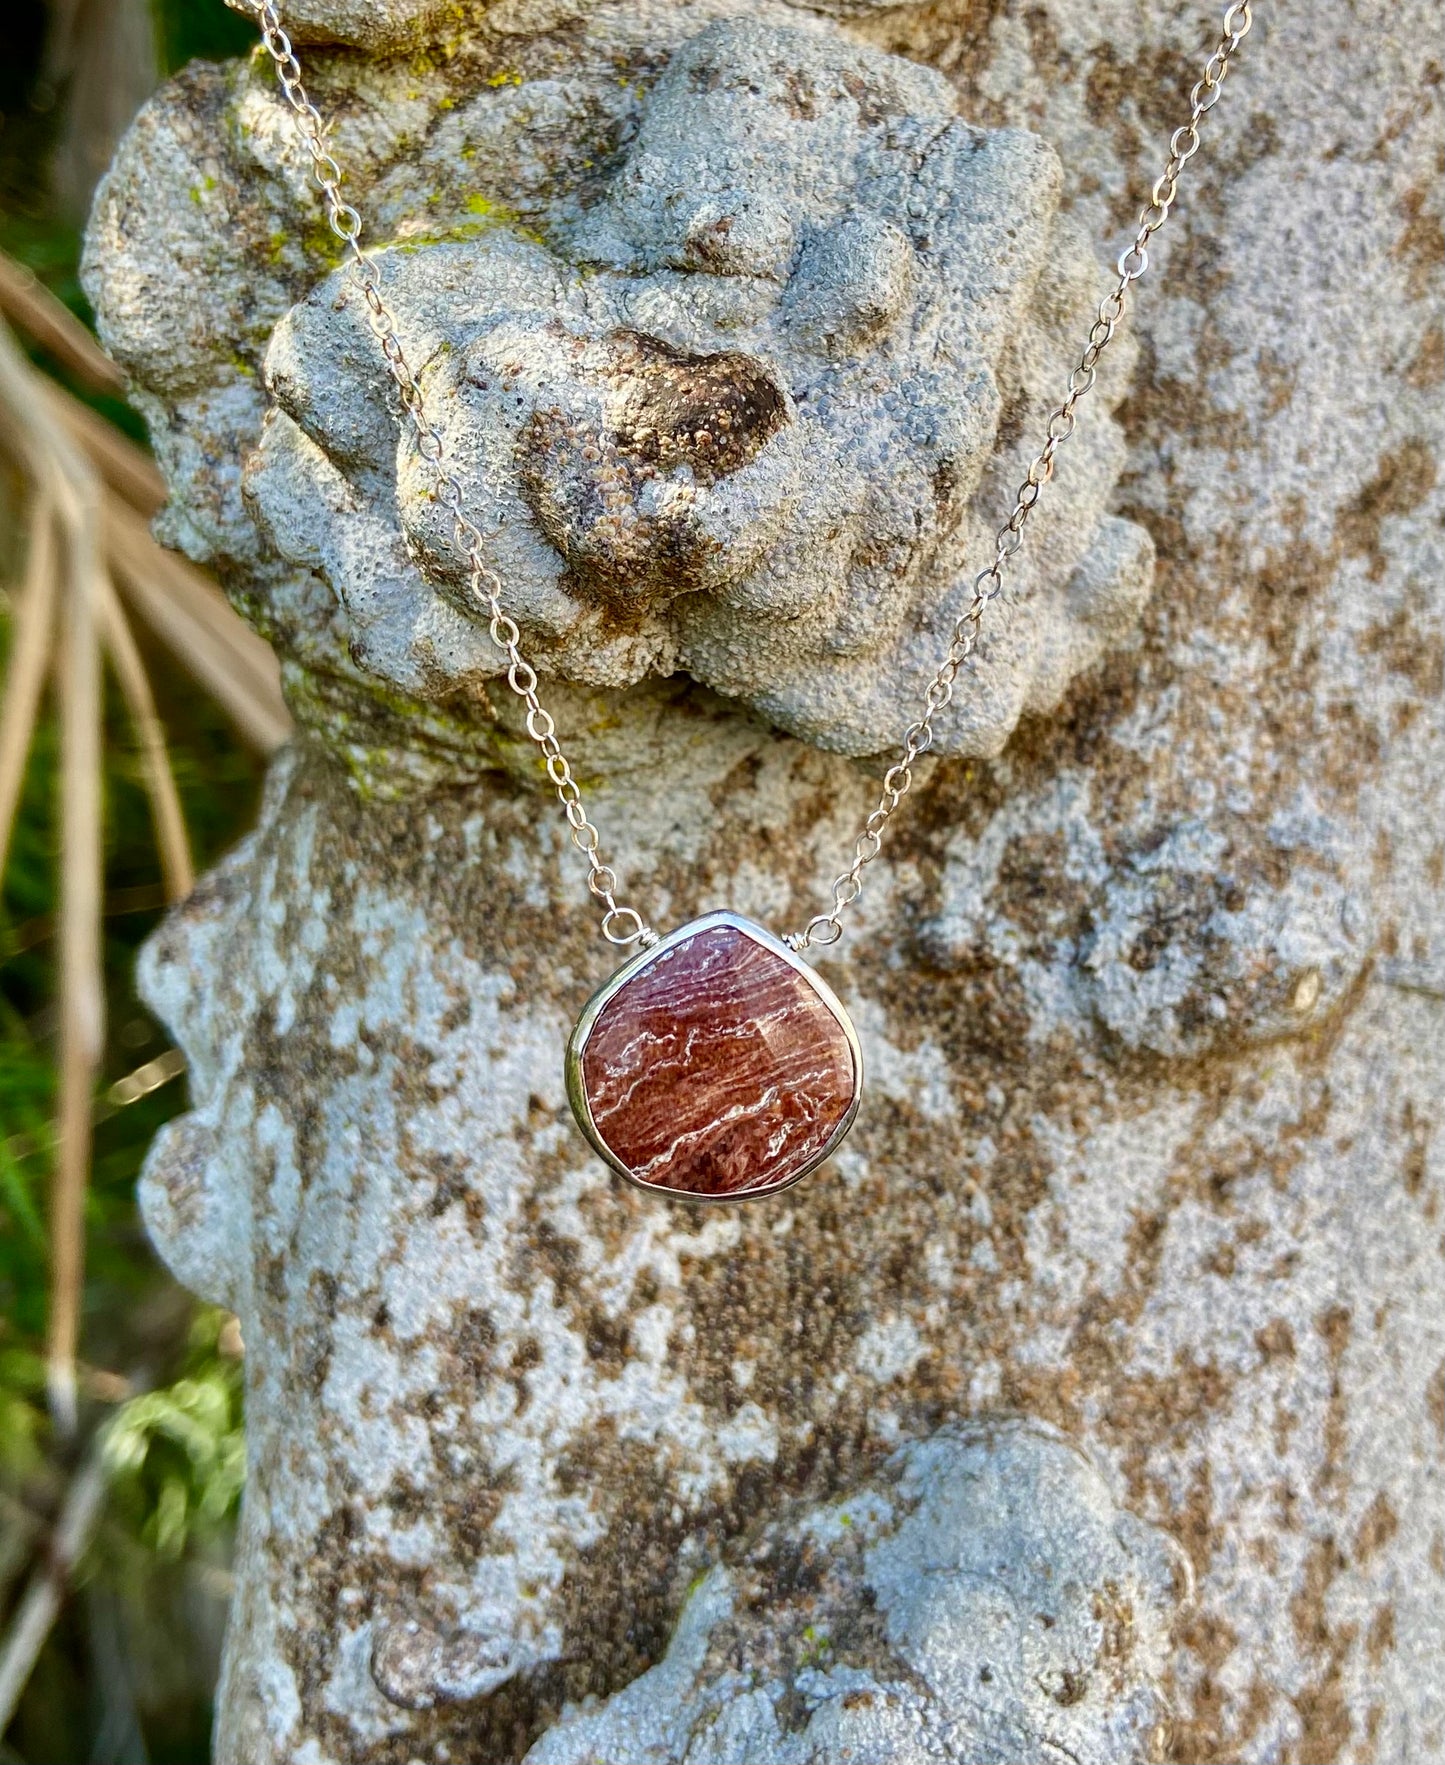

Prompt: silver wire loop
[{"left": 601, "top": 907, "right": 649, "bottom": 946}]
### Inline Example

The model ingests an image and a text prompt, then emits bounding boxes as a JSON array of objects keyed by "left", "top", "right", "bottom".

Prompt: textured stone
[
  {"left": 524, "top": 1418, "right": 1190, "bottom": 1765},
  {"left": 573, "top": 918, "right": 857, "bottom": 1198},
  {"left": 83, "top": 7, "right": 1153, "bottom": 779},
  {"left": 85, "top": 0, "right": 1445, "bottom": 1761}
]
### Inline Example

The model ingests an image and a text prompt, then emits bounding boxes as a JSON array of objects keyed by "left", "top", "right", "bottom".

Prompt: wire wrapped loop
[{"left": 601, "top": 907, "right": 649, "bottom": 946}]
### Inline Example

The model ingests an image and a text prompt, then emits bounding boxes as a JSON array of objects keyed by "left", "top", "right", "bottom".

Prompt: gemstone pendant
[{"left": 565, "top": 911, "right": 863, "bottom": 1201}]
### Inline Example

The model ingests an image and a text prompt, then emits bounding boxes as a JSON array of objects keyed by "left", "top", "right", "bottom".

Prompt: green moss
[
  {"left": 386, "top": 221, "right": 494, "bottom": 250},
  {"left": 799, "top": 1624, "right": 832, "bottom": 1668},
  {"left": 281, "top": 662, "right": 515, "bottom": 804},
  {"left": 301, "top": 218, "right": 349, "bottom": 268},
  {"left": 399, "top": 9, "right": 477, "bottom": 77},
  {"left": 383, "top": 191, "right": 545, "bottom": 251}
]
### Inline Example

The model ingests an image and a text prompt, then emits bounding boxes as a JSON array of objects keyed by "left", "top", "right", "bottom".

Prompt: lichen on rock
[
  {"left": 87, "top": 8, "right": 1154, "bottom": 774},
  {"left": 85, "top": 0, "right": 1445, "bottom": 1760},
  {"left": 525, "top": 1418, "right": 1190, "bottom": 1765}
]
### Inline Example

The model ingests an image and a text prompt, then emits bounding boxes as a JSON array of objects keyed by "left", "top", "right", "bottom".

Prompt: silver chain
[
  {"left": 248, "top": 0, "right": 654, "bottom": 947},
  {"left": 788, "top": 0, "right": 1254, "bottom": 948},
  {"left": 246, "top": 0, "right": 1253, "bottom": 955}
]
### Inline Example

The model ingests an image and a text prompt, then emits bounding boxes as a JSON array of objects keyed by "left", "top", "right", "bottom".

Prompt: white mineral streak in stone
[
  {"left": 524, "top": 1419, "right": 1190, "bottom": 1765},
  {"left": 86, "top": 0, "right": 1445, "bottom": 1760}
]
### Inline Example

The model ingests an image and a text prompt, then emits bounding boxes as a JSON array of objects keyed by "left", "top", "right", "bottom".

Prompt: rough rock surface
[
  {"left": 523, "top": 1418, "right": 1191, "bottom": 1765},
  {"left": 84, "top": 0, "right": 1445, "bottom": 1762},
  {"left": 85, "top": 6, "right": 1152, "bottom": 767}
]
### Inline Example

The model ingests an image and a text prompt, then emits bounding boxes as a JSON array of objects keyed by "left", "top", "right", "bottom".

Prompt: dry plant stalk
[
  {"left": 0, "top": 1427, "right": 113, "bottom": 1729},
  {"left": 43, "top": 376, "right": 164, "bottom": 513},
  {"left": 105, "top": 497, "right": 292, "bottom": 754},
  {"left": 0, "top": 503, "right": 58, "bottom": 879},
  {"left": 0, "top": 254, "right": 288, "bottom": 1440},
  {"left": 1, "top": 249, "right": 289, "bottom": 750},
  {"left": 0, "top": 251, "right": 292, "bottom": 1721},
  {"left": 51, "top": 503, "right": 105, "bottom": 1443},
  {"left": 0, "top": 316, "right": 109, "bottom": 1440},
  {"left": 0, "top": 251, "right": 126, "bottom": 398},
  {"left": 98, "top": 572, "right": 195, "bottom": 920}
]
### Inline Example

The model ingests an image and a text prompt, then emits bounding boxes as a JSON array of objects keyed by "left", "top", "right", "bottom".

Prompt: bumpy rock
[
  {"left": 87, "top": 8, "right": 1152, "bottom": 766},
  {"left": 86, "top": 0, "right": 1445, "bottom": 1761},
  {"left": 524, "top": 1419, "right": 1190, "bottom": 1765}
]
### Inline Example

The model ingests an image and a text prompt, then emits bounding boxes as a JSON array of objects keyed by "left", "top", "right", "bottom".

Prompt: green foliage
[
  {"left": 153, "top": 0, "right": 258, "bottom": 76},
  {"left": 104, "top": 1312, "right": 247, "bottom": 1563},
  {"left": 0, "top": 569, "right": 264, "bottom": 1755},
  {"left": 0, "top": 1348, "right": 47, "bottom": 1481}
]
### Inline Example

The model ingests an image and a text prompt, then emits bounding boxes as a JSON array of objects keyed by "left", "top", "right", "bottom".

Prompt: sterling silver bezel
[{"left": 565, "top": 909, "right": 863, "bottom": 1204}]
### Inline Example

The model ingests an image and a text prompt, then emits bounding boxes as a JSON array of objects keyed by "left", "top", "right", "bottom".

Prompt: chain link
[
  {"left": 786, "top": 0, "right": 1254, "bottom": 949},
  {"left": 246, "top": 0, "right": 655, "bottom": 947},
  {"left": 246, "top": 0, "right": 1251, "bottom": 956}
]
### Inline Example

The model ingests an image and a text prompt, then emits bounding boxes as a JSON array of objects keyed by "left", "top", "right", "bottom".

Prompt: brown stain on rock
[
  {"left": 1425, "top": 1363, "right": 1445, "bottom": 1444},
  {"left": 1289, "top": 1536, "right": 1356, "bottom": 1765},
  {"left": 1392, "top": 184, "right": 1445, "bottom": 299},
  {"left": 1256, "top": 1318, "right": 1297, "bottom": 1362},
  {"left": 1337, "top": 440, "right": 1439, "bottom": 581},
  {"left": 1171, "top": 1599, "right": 1250, "bottom": 1763},
  {"left": 1364, "top": 1601, "right": 1396, "bottom": 1668},
  {"left": 848, "top": 0, "right": 1011, "bottom": 112},
  {"left": 1352, "top": 1493, "right": 1399, "bottom": 1564},
  {"left": 1363, "top": 583, "right": 1445, "bottom": 700},
  {"left": 1406, "top": 322, "right": 1445, "bottom": 389}
]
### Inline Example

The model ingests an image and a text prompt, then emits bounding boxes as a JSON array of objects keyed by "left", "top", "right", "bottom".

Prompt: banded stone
[{"left": 568, "top": 915, "right": 860, "bottom": 1199}]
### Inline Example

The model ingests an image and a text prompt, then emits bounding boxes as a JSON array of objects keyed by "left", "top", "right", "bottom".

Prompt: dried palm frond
[
  {"left": 43, "top": 375, "right": 164, "bottom": 511},
  {"left": 98, "top": 569, "right": 194, "bottom": 901},
  {"left": 0, "top": 315, "right": 108, "bottom": 1446},
  {"left": 0, "top": 501, "right": 58, "bottom": 881},
  {"left": 105, "top": 496, "right": 292, "bottom": 753},
  {"left": 0, "top": 257, "right": 289, "bottom": 1448},
  {"left": 0, "top": 251, "right": 126, "bottom": 397},
  {"left": 0, "top": 246, "right": 298, "bottom": 1718}
]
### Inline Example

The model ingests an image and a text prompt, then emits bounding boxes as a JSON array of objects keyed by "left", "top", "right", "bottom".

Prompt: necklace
[{"left": 246, "top": 0, "right": 1254, "bottom": 1202}]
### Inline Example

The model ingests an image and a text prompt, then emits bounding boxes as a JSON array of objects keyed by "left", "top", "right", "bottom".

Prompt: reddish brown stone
[{"left": 577, "top": 922, "right": 858, "bottom": 1198}]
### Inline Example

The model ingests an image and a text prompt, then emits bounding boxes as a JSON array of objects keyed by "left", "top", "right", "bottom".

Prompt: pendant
[{"left": 566, "top": 911, "right": 862, "bottom": 1202}]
